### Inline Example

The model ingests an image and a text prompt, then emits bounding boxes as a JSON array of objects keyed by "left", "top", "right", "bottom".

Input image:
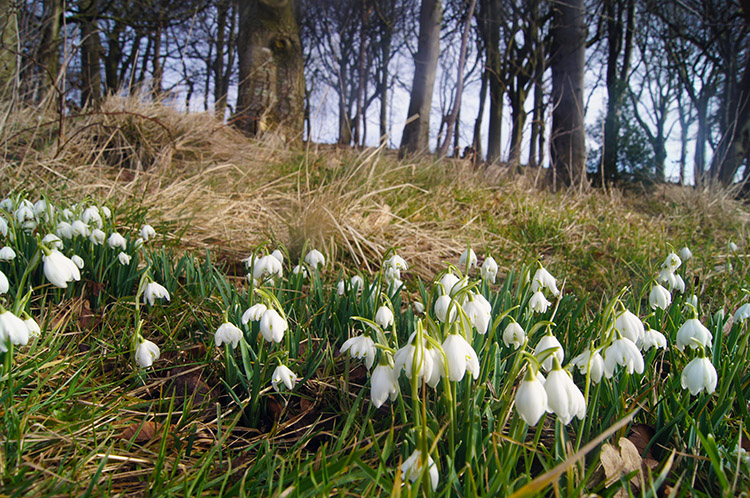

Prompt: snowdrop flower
[
  {"left": 118, "top": 252, "right": 131, "bottom": 265},
  {"left": 41, "top": 234, "right": 63, "bottom": 250},
  {"left": 341, "top": 335, "right": 377, "bottom": 369},
  {"left": 91, "top": 229, "right": 107, "bottom": 245},
  {"left": 425, "top": 346, "right": 445, "bottom": 388},
  {"left": 657, "top": 268, "right": 676, "bottom": 289},
  {"left": 350, "top": 275, "right": 364, "bottom": 292},
  {"left": 394, "top": 332, "right": 434, "bottom": 384},
  {"left": 434, "top": 294, "right": 457, "bottom": 323},
  {"left": 535, "top": 333, "right": 564, "bottom": 372},
  {"left": 43, "top": 250, "right": 81, "bottom": 288},
  {"left": 33, "top": 199, "right": 47, "bottom": 216},
  {"left": 385, "top": 254, "right": 408, "bottom": 272},
  {"left": 649, "top": 284, "right": 672, "bottom": 310},
  {"left": 674, "top": 274, "right": 685, "bottom": 294},
  {"left": 662, "top": 252, "right": 682, "bottom": 272},
  {"left": 384, "top": 265, "right": 401, "bottom": 284},
  {"left": 459, "top": 247, "right": 477, "bottom": 269},
  {"left": 253, "top": 254, "right": 283, "bottom": 280},
  {"left": 0, "top": 309, "right": 29, "bottom": 350},
  {"left": 71, "top": 220, "right": 89, "bottom": 238},
  {"left": 528, "top": 290, "right": 551, "bottom": 313},
  {"left": 370, "top": 363, "right": 399, "bottom": 408},
  {"left": 439, "top": 272, "right": 461, "bottom": 295},
  {"left": 141, "top": 224, "right": 156, "bottom": 241},
  {"left": 375, "top": 306, "right": 394, "bottom": 329},
  {"left": 241, "top": 303, "right": 267, "bottom": 324},
  {"left": 23, "top": 314, "right": 41, "bottom": 338},
  {"left": 259, "top": 308, "right": 288, "bottom": 343},
  {"left": 336, "top": 279, "right": 346, "bottom": 295},
  {"left": 679, "top": 246, "right": 692, "bottom": 261},
  {"left": 61, "top": 208, "right": 73, "bottom": 220},
  {"left": 614, "top": 309, "right": 645, "bottom": 345},
  {"left": 481, "top": 256, "right": 498, "bottom": 284},
  {"left": 71, "top": 255, "right": 84, "bottom": 269},
  {"left": 729, "top": 241, "right": 739, "bottom": 253},
  {"left": 515, "top": 370, "right": 548, "bottom": 425},
  {"left": 270, "top": 249, "right": 284, "bottom": 265},
  {"left": 531, "top": 266, "right": 560, "bottom": 296},
  {"left": 304, "top": 249, "right": 325, "bottom": 268},
  {"left": 639, "top": 327, "right": 667, "bottom": 351},
  {"left": 442, "top": 333, "right": 480, "bottom": 382},
  {"left": 81, "top": 206, "right": 102, "bottom": 228},
  {"left": 242, "top": 253, "right": 257, "bottom": 269},
  {"left": 271, "top": 364, "right": 297, "bottom": 391},
  {"left": 503, "top": 322, "right": 526, "bottom": 349},
  {"left": 135, "top": 338, "right": 160, "bottom": 368},
  {"left": 292, "top": 264, "right": 308, "bottom": 278},
  {"left": 0, "top": 246, "right": 16, "bottom": 261},
  {"left": 108, "top": 232, "right": 127, "bottom": 250},
  {"left": 733, "top": 303, "right": 750, "bottom": 323},
  {"left": 413, "top": 301, "right": 425, "bottom": 314},
  {"left": 143, "top": 281, "right": 170, "bottom": 306},
  {"left": 55, "top": 221, "right": 73, "bottom": 239},
  {"left": 100, "top": 206, "right": 111, "bottom": 218},
  {"left": 571, "top": 349, "right": 605, "bottom": 383},
  {"left": 14, "top": 202, "right": 36, "bottom": 231},
  {"left": 0, "top": 198, "right": 13, "bottom": 211},
  {"left": 545, "top": 361, "right": 586, "bottom": 425},
  {"left": 0, "top": 270, "right": 8, "bottom": 294},
  {"left": 464, "top": 293, "right": 492, "bottom": 334},
  {"left": 676, "top": 318, "right": 712, "bottom": 351},
  {"left": 0, "top": 216, "right": 7, "bottom": 237},
  {"left": 215, "top": 322, "right": 243, "bottom": 349},
  {"left": 401, "top": 449, "right": 439, "bottom": 491},
  {"left": 681, "top": 355, "right": 717, "bottom": 395},
  {"left": 603, "top": 337, "right": 644, "bottom": 378}
]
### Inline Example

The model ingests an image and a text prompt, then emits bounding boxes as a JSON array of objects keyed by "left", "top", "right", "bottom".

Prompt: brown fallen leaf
[
  {"left": 120, "top": 421, "right": 164, "bottom": 443},
  {"left": 601, "top": 437, "right": 643, "bottom": 490}
]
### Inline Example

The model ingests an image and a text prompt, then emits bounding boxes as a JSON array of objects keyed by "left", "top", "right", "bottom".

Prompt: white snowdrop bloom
[
  {"left": 401, "top": 449, "right": 439, "bottom": 491},
  {"left": 242, "top": 253, "right": 257, "bottom": 269},
  {"left": 442, "top": 333, "right": 480, "bottom": 382},
  {"left": 729, "top": 241, "right": 739, "bottom": 253},
  {"left": 71, "top": 220, "right": 89, "bottom": 238},
  {"left": 657, "top": 268, "right": 676, "bottom": 290},
  {"left": 375, "top": 306, "right": 394, "bottom": 329},
  {"left": 108, "top": 232, "right": 127, "bottom": 250},
  {"left": 14, "top": 203, "right": 36, "bottom": 231},
  {"left": 681, "top": 356, "right": 717, "bottom": 395},
  {"left": 0, "top": 246, "right": 16, "bottom": 261},
  {"left": 341, "top": 335, "right": 377, "bottom": 369},
  {"left": 689, "top": 294, "right": 699, "bottom": 310},
  {"left": 143, "top": 282, "right": 170, "bottom": 306},
  {"left": 215, "top": 322, "right": 243, "bottom": 349},
  {"left": 481, "top": 256, "right": 498, "bottom": 284},
  {"left": 135, "top": 338, "right": 160, "bottom": 368},
  {"left": 0, "top": 198, "right": 12, "bottom": 211},
  {"left": 71, "top": 255, "right": 85, "bottom": 269},
  {"left": 385, "top": 254, "right": 408, "bottom": 272},
  {"left": 253, "top": 254, "right": 283, "bottom": 280},
  {"left": 259, "top": 308, "right": 288, "bottom": 343},
  {"left": 23, "top": 315, "right": 41, "bottom": 338},
  {"left": 603, "top": 337, "right": 644, "bottom": 378},
  {"left": 33, "top": 199, "right": 47, "bottom": 216},
  {"left": 649, "top": 284, "right": 672, "bottom": 310},
  {"left": 434, "top": 294, "right": 458, "bottom": 323},
  {"left": 55, "top": 221, "right": 73, "bottom": 239},
  {"left": 503, "top": 322, "right": 526, "bottom": 349},
  {"left": 531, "top": 266, "right": 560, "bottom": 296},
  {"left": 241, "top": 303, "right": 267, "bottom": 324},
  {"left": 350, "top": 275, "right": 364, "bottom": 292},
  {"left": 0, "top": 310, "right": 29, "bottom": 350},
  {"left": 100, "top": 206, "right": 111, "bottom": 218},
  {"left": 384, "top": 265, "right": 401, "bottom": 284},
  {"left": 676, "top": 318, "right": 713, "bottom": 351},
  {"left": 425, "top": 346, "right": 445, "bottom": 388},
  {"left": 639, "top": 327, "right": 667, "bottom": 351},
  {"left": 337, "top": 279, "right": 346, "bottom": 295},
  {"left": 464, "top": 294, "right": 492, "bottom": 334},
  {"left": 43, "top": 250, "right": 81, "bottom": 288},
  {"left": 271, "top": 364, "right": 298, "bottom": 391},
  {"left": 679, "top": 246, "right": 692, "bottom": 261},
  {"left": 270, "top": 249, "right": 284, "bottom": 265},
  {"left": 0, "top": 216, "right": 7, "bottom": 237},
  {"left": 545, "top": 367, "right": 586, "bottom": 425},
  {"left": 439, "top": 272, "right": 460, "bottom": 295},
  {"left": 90, "top": 229, "right": 106, "bottom": 245},
  {"left": 61, "top": 208, "right": 73, "bottom": 220},
  {"left": 571, "top": 349, "right": 605, "bottom": 383},
  {"left": 0, "top": 270, "right": 8, "bottom": 294},
  {"left": 734, "top": 303, "right": 750, "bottom": 323},
  {"left": 515, "top": 371, "right": 548, "bottom": 426},
  {"left": 413, "top": 301, "right": 425, "bottom": 314},
  {"left": 674, "top": 274, "right": 686, "bottom": 294},
  {"left": 292, "top": 264, "right": 308, "bottom": 278},
  {"left": 394, "top": 332, "right": 434, "bottom": 384},
  {"left": 304, "top": 249, "right": 326, "bottom": 268},
  {"left": 81, "top": 206, "right": 102, "bottom": 228},
  {"left": 118, "top": 252, "right": 131, "bottom": 265},
  {"left": 140, "top": 224, "right": 156, "bottom": 241},
  {"left": 41, "top": 234, "right": 63, "bottom": 250},
  {"left": 535, "top": 334, "right": 564, "bottom": 372},
  {"left": 459, "top": 248, "right": 477, "bottom": 269},
  {"left": 614, "top": 310, "right": 645, "bottom": 346},
  {"left": 528, "top": 290, "right": 551, "bottom": 313},
  {"left": 370, "top": 364, "right": 399, "bottom": 408},
  {"left": 662, "top": 252, "right": 682, "bottom": 272}
]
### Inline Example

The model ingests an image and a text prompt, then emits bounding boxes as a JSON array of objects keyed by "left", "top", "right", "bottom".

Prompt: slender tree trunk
[
  {"left": 338, "top": 55, "right": 352, "bottom": 145},
  {"left": 79, "top": 0, "right": 102, "bottom": 107},
  {"left": 400, "top": 0, "right": 442, "bottom": 155},
  {"left": 485, "top": 0, "right": 503, "bottom": 162},
  {"left": 378, "top": 31, "right": 391, "bottom": 143},
  {"left": 550, "top": 0, "right": 587, "bottom": 188},
  {"left": 151, "top": 22, "right": 163, "bottom": 95},
  {"left": 472, "top": 67, "right": 488, "bottom": 161},
  {"left": 355, "top": 0, "right": 369, "bottom": 147},
  {"left": 529, "top": 53, "right": 544, "bottom": 168},
  {"left": 677, "top": 93, "right": 689, "bottom": 186},
  {"left": 0, "top": 0, "right": 19, "bottom": 91},
  {"left": 38, "top": 0, "right": 64, "bottom": 101},
  {"left": 235, "top": 0, "right": 305, "bottom": 141},
  {"left": 214, "top": 0, "right": 230, "bottom": 118}
]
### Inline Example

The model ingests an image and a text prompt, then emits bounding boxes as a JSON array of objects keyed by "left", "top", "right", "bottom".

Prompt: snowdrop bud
[
  {"left": 135, "top": 338, "right": 160, "bottom": 368},
  {"left": 0, "top": 246, "right": 16, "bottom": 261},
  {"left": 43, "top": 250, "right": 81, "bottom": 288},
  {"left": 259, "top": 308, "right": 288, "bottom": 343},
  {"left": 603, "top": 337, "right": 644, "bottom": 378},
  {"left": 662, "top": 252, "right": 682, "bottom": 272},
  {"left": 71, "top": 255, "right": 84, "bottom": 269},
  {"left": 41, "top": 234, "right": 63, "bottom": 250},
  {"left": 401, "top": 450, "right": 439, "bottom": 491},
  {"left": 0, "top": 270, "right": 8, "bottom": 294},
  {"left": 118, "top": 252, "right": 131, "bottom": 265},
  {"left": 140, "top": 224, "right": 156, "bottom": 241},
  {"left": 503, "top": 322, "right": 526, "bottom": 349},
  {"left": 341, "top": 335, "right": 377, "bottom": 369},
  {"left": 241, "top": 303, "right": 267, "bottom": 324},
  {"left": 515, "top": 370, "right": 548, "bottom": 425},
  {"left": 91, "top": 229, "right": 106, "bottom": 245},
  {"left": 481, "top": 256, "right": 498, "bottom": 284},
  {"left": 370, "top": 364, "right": 399, "bottom": 408},
  {"left": 108, "top": 232, "right": 127, "bottom": 250},
  {"left": 337, "top": 280, "right": 346, "bottom": 295},
  {"left": 442, "top": 333, "right": 480, "bottom": 382},
  {"left": 674, "top": 274, "right": 685, "bottom": 294},
  {"left": 528, "top": 290, "right": 551, "bottom": 313},
  {"left": 459, "top": 247, "right": 477, "bottom": 269},
  {"left": 434, "top": 294, "right": 457, "bottom": 323},
  {"left": 55, "top": 221, "right": 73, "bottom": 239},
  {"left": 375, "top": 306, "right": 394, "bottom": 329},
  {"left": 143, "top": 282, "right": 170, "bottom": 306},
  {"left": 535, "top": 333, "right": 564, "bottom": 372},
  {"left": 304, "top": 249, "right": 325, "bottom": 268},
  {"left": 649, "top": 284, "right": 671, "bottom": 310},
  {"left": 215, "top": 322, "right": 243, "bottom": 349},
  {"left": 689, "top": 294, "right": 698, "bottom": 309},
  {"left": 271, "top": 364, "right": 297, "bottom": 391},
  {"left": 681, "top": 355, "right": 717, "bottom": 395},
  {"left": 0, "top": 310, "right": 29, "bottom": 349},
  {"left": 676, "top": 318, "right": 712, "bottom": 351},
  {"left": 679, "top": 246, "right": 692, "bottom": 261}
]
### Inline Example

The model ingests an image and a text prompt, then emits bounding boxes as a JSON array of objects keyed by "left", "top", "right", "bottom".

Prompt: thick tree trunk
[
  {"left": 37, "top": 0, "right": 64, "bottom": 101},
  {"left": 236, "top": 0, "right": 305, "bottom": 141},
  {"left": 79, "top": 0, "right": 102, "bottom": 107},
  {"left": 0, "top": 0, "right": 18, "bottom": 91},
  {"left": 399, "top": 0, "right": 442, "bottom": 155},
  {"left": 550, "top": 0, "right": 586, "bottom": 188}
]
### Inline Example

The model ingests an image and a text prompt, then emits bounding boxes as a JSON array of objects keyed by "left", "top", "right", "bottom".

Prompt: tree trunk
[
  {"left": 472, "top": 67, "right": 488, "bottom": 162},
  {"left": 550, "top": 0, "right": 586, "bottom": 188},
  {"left": 399, "top": 0, "right": 442, "bottom": 155},
  {"left": 37, "top": 0, "right": 64, "bottom": 101},
  {"left": 485, "top": 0, "right": 503, "bottom": 163},
  {"left": 0, "top": 0, "right": 18, "bottom": 91},
  {"left": 79, "top": 0, "right": 102, "bottom": 107},
  {"left": 693, "top": 92, "right": 709, "bottom": 188},
  {"left": 236, "top": 0, "right": 305, "bottom": 141},
  {"left": 677, "top": 93, "right": 689, "bottom": 186}
]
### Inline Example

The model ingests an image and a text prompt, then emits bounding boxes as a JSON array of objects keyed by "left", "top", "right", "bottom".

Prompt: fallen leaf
[
  {"left": 601, "top": 437, "right": 643, "bottom": 488},
  {"left": 120, "top": 421, "right": 163, "bottom": 443}
]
